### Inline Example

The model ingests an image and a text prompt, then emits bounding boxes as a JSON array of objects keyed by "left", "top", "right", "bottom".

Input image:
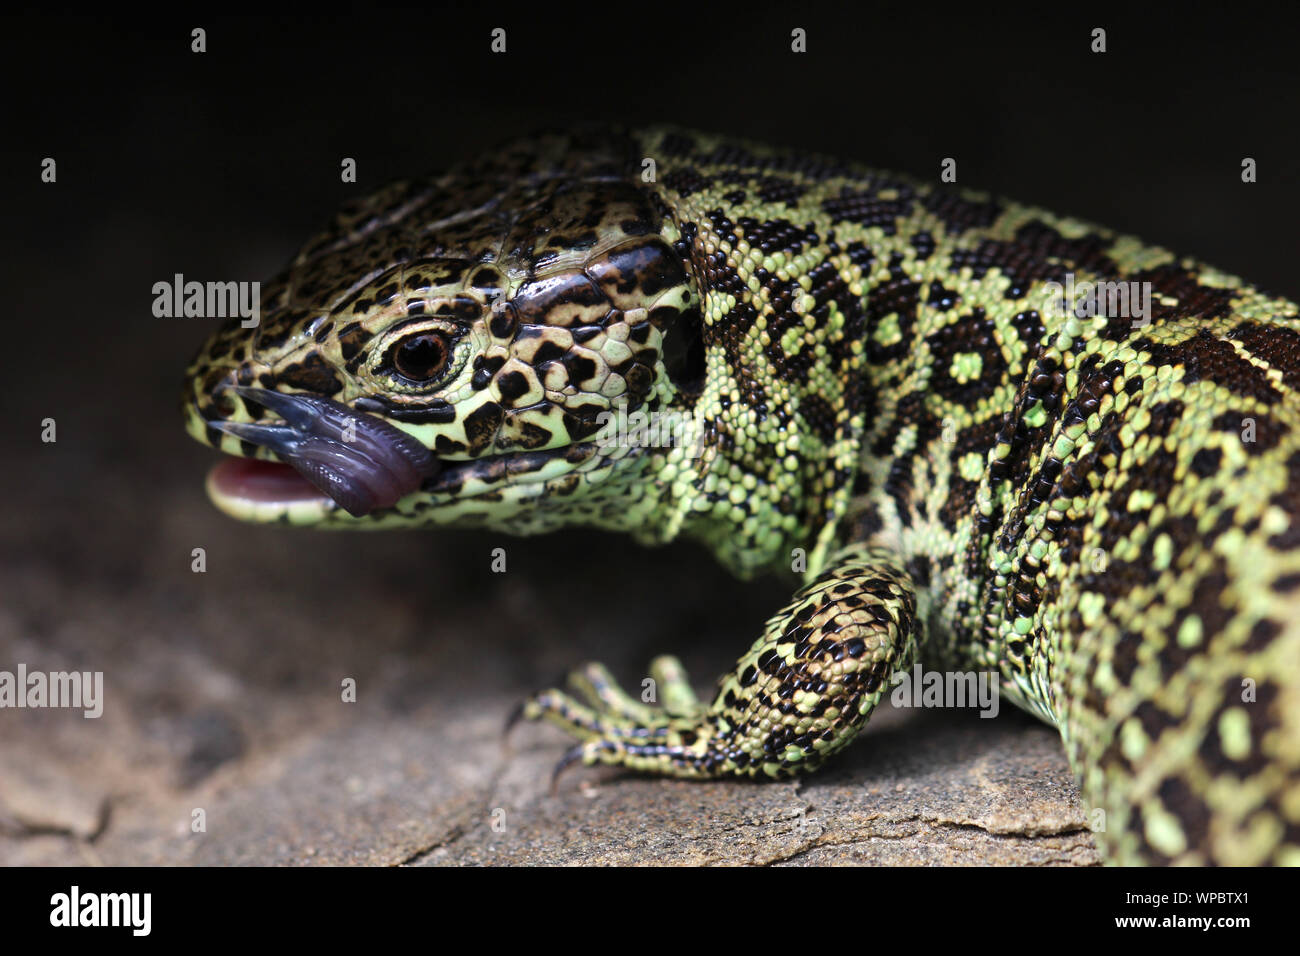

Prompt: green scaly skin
[{"left": 183, "top": 128, "right": 1300, "bottom": 865}]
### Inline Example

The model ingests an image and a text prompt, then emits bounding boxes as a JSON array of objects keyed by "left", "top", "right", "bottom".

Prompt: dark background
[
  {"left": 6, "top": 8, "right": 1298, "bottom": 508},
  {"left": 0, "top": 8, "right": 1296, "bottom": 865}
]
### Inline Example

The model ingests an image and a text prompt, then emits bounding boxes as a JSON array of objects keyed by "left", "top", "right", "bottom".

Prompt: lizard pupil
[{"left": 394, "top": 333, "right": 450, "bottom": 382}]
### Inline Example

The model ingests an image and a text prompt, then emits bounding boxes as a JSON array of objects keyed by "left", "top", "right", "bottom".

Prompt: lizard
[{"left": 181, "top": 127, "right": 1300, "bottom": 865}]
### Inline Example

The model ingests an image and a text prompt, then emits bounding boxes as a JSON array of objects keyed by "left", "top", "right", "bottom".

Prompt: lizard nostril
[
  {"left": 199, "top": 367, "right": 238, "bottom": 418},
  {"left": 211, "top": 393, "right": 237, "bottom": 419}
]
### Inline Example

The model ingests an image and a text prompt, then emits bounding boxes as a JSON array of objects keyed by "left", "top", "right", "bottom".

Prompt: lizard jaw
[
  {"left": 207, "top": 387, "right": 438, "bottom": 518},
  {"left": 200, "top": 386, "right": 598, "bottom": 525},
  {"left": 206, "top": 458, "right": 342, "bottom": 523}
]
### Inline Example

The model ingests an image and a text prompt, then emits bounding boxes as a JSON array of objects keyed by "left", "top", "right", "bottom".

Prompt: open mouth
[{"left": 208, "top": 387, "right": 439, "bottom": 518}]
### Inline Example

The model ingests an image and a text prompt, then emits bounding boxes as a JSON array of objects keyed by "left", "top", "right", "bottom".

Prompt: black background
[{"left": 5, "top": 7, "right": 1298, "bottom": 492}]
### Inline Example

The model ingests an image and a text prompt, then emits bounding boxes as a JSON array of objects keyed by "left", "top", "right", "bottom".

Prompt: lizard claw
[
  {"left": 549, "top": 743, "right": 595, "bottom": 794},
  {"left": 502, "top": 699, "right": 529, "bottom": 740}
]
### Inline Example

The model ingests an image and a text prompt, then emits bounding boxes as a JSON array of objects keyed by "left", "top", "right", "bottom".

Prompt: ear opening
[{"left": 660, "top": 306, "right": 706, "bottom": 397}]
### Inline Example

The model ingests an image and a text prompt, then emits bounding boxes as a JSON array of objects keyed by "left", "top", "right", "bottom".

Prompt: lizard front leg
[{"left": 519, "top": 544, "right": 921, "bottom": 779}]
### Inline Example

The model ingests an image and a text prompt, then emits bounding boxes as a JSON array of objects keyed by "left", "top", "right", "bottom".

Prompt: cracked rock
[{"left": 0, "top": 754, "right": 107, "bottom": 841}]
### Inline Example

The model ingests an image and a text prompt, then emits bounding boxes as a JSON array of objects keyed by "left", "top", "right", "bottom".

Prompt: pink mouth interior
[{"left": 209, "top": 458, "right": 327, "bottom": 503}]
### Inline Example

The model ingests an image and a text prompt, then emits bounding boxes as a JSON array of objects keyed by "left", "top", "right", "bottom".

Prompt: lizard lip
[
  {"left": 208, "top": 457, "right": 337, "bottom": 508},
  {"left": 209, "top": 386, "right": 439, "bottom": 517}
]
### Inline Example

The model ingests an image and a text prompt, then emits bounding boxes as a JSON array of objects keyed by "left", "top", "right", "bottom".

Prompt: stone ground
[{"left": 0, "top": 505, "right": 1098, "bottom": 867}]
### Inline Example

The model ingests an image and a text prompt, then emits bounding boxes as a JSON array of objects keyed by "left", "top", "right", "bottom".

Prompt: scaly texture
[{"left": 183, "top": 128, "right": 1300, "bottom": 865}]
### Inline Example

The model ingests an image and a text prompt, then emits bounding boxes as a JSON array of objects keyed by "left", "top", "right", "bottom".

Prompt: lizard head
[{"left": 182, "top": 139, "right": 706, "bottom": 537}]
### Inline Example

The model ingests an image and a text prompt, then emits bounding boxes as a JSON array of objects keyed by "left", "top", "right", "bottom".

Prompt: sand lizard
[{"left": 182, "top": 128, "right": 1300, "bottom": 865}]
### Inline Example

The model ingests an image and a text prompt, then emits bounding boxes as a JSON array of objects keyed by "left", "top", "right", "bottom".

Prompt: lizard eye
[{"left": 391, "top": 332, "right": 453, "bottom": 383}]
